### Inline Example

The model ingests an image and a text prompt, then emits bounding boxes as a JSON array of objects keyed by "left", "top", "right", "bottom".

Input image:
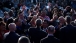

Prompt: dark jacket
[
  {"left": 60, "top": 24, "right": 76, "bottom": 43},
  {"left": 28, "top": 27, "right": 47, "bottom": 43},
  {"left": 41, "top": 35, "right": 60, "bottom": 43},
  {"left": 4, "top": 32, "right": 20, "bottom": 43}
]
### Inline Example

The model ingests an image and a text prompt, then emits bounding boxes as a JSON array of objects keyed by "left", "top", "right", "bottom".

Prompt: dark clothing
[
  {"left": 60, "top": 24, "right": 76, "bottom": 43},
  {"left": 41, "top": 35, "right": 60, "bottom": 43},
  {"left": 4, "top": 32, "right": 20, "bottom": 43},
  {"left": 28, "top": 27, "right": 47, "bottom": 43}
]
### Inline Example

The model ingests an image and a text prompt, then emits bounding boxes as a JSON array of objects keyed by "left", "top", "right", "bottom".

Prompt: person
[
  {"left": 14, "top": 18, "right": 23, "bottom": 35},
  {"left": 42, "top": 20, "right": 49, "bottom": 32},
  {"left": 41, "top": 10, "right": 50, "bottom": 21},
  {"left": 18, "top": 36, "right": 30, "bottom": 43},
  {"left": 54, "top": 16, "right": 65, "bottom": 39},
  {"left": 6, "top": 17, "right": 14, "bottom": 30},
  {"left": 0, "top": 21, "right": 7, "bottom": 43},
  {"left": 28, "top": 18, "right": 47, "bottom": 43},
  {"left": 40, "top": 25, "right": 60, "bottom": 43},
  {"left": 4, "top": 23, "right": 20, "bottom": 43},
  {"left": 3, "top": 11, "right": 10, "bottom": 23},
  {"left": 60, "top": 16, "right": 76, "bottom": 43}
]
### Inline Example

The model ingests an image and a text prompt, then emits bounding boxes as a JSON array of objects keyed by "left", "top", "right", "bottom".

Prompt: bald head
[{"left": 8, "top": 23, "right": 16, "bottom": 31}]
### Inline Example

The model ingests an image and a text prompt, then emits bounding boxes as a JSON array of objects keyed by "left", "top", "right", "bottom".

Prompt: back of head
[
  {"left": 18, "top": 36, "right": 30, "bottom": 43},
  {"left": 65, "top": 16, "right": 72, "bottom": 24},
  {"left": 8, "top": 23, "right": 16, "bottom": 32},
  {"left": 7, "top": 17, "right": 14, "bottom": 24},
  {"left": 48, "top": 25, "right": 55, "bottom": 33},
  {"left": 35, "top": 18, "right": 42, "bottom": 27}
]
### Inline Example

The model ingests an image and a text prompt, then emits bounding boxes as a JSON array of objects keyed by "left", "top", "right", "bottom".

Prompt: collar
[{"left": 48, "top": 34, "right": 53, "bottom": 36}]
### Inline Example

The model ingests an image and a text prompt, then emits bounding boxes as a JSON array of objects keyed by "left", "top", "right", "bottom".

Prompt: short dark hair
[
  {"left": 18, "top": 10, "right": 23, "bottom": 15},
  {"left": 65, "top": 16, "right": 72, "bottom": 24},
  {"left": 43, "top": 20, "right": 49, "bottom": 24},
  {"left": 18, "top": 36, "right": 30, "bottom": 43},
  {"left": 7, "top": 17, "right": 14, "bottom": 24},
  {"left": 48, "top": 25, "right": 55, "bottom": 33},
  {"left": 14, "top": 18, "right": 19, "bottom": 23},
  {"left": 4, "top": 11, "right": 9, "bottom": 16},
  {"left": 35, "top": 19, "right": 42, "bottom": 26}
]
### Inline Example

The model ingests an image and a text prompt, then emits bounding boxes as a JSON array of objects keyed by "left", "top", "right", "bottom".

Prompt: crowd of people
[{"left": 0, "top": 0, "right": 76, "bottom": 43}]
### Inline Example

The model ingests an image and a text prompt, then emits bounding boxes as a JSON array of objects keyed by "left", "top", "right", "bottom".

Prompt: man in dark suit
[
  {"left": 28, "top": 19, "right": 47, "bottom": 43},
  {"left": 60, "top": 16, "right": 76, "bottom": 43},
  {"left": 4, "top": 23, "right": 20, "bottom": 43},
  {"left": 40, "top": 25, "right": 60, "bottom": 43}
]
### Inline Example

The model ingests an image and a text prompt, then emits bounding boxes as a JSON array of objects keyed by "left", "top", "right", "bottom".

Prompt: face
[
  {"left": 59, "top": 18, "right": 65, "bottom": 23},
  {"left": 42, "top": 22, "right": 48, "bottom": 28},
  {"left": 0, "top": 25, "right": 6, "bottom": 31},
  {"left": 5, "top": 15, "right": 9, "bottom": 19},
  {"left": 17, "top": 19, "right": 22, "bottom": 26},
  {"left": 19, "top": 12, "right": 24, "bottom": 19}
]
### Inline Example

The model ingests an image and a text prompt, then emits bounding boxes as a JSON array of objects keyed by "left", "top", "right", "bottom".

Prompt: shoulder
[
  {"left": 41, "top": 36, "right": 48, "bottom": 42},
  {"left": 4, "top": 32, "right": 10, "bottom": 36},
  {"left": 16, "top": 33, "right": 20, "bottom": 37},
  {"left": 54, "top": 37, "right": 60, "bottom": 41},
  {"left": 4, "top": 32, "right": 10, "bottom": 39},
  {"left": 28, "top": 27, "right": 36, "bottom": 32},
  {"left": 60, "top": 26, "right": 66, "bottom": 31}
]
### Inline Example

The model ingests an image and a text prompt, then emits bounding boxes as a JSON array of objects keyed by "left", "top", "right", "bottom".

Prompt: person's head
[
  {"left": 65, "top": 16, "right": 72, "bottom": 24},
  {"left": 35, "top": 18, "right": 43, "bottom": 27},
  {"left": 47, "top": 25, "right": 55, "bottom": 34},
  {"left": 22, "top": 5, "right": 26, "bottom": 10},
  {"left": 8, "top": 23, "right": 16, "bottom": 32},
  {"left": 52, "top": 7, "right": 58, "bottom": 14},
  {"left": 18, "top": 36, "right": 30, "bottom": 43},
  {"left": 4, "top": 11, "right": 9, "bottom": 18},
  {"left": 14, "top": 18, "right": 22, "bottom": 26},
  {"left": 0, "top": 21, "right": 6, "bottom": 31},
  {"left": 18, "top": 10, "right": 24, "bottom": 19},
  {"left": 9, "top": 10, "right": 14, "bottom": 17},
  {"left": 11, "top": 7, "right": 15, "bottom": 11},
  {"left": 65, "top": 6, "right": 71, "bottom": 12},
  {"left": 42, "top": 20, "right": 49, "bottom": 28},
  {"left": 41, "top": 10, "right": 47, "bottom": 17},
  {"left": 58, "top": 16, "right": 65, "bottom": 24},
  {"left": 6, "top": 17, "right": 14, "bottom": 25}
]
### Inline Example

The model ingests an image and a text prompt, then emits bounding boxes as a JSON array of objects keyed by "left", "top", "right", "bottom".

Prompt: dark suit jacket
[
  {"left": 60, "top": 24, "right": 76, "bottom": 43},
  {"left": 4, "top": 32, "right": 20, "bottom": 43},
  {"left": 41, "top": 35, "right": 60, "bottom": 43},
  {"left": 28, "top": 27, "right": 47, "bottom": 43}
]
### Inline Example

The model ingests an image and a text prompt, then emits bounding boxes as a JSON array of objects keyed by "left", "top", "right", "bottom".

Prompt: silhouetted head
[{"left": 18, "top": 36, "right": 30, "bottom": 43}]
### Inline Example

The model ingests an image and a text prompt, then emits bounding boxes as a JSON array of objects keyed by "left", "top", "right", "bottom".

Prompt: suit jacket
[
  {"left": 28, "top": 27, "right": 47, "bottom": 43},
  {"left": 40, "top": 35, "right": 60, "bottom": 43},
  {"left": 60, "top": 24, "right": 76, "bottom": 43},
  {"left": 4, "top": 32, "right": 20, "bottom": 43}
]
